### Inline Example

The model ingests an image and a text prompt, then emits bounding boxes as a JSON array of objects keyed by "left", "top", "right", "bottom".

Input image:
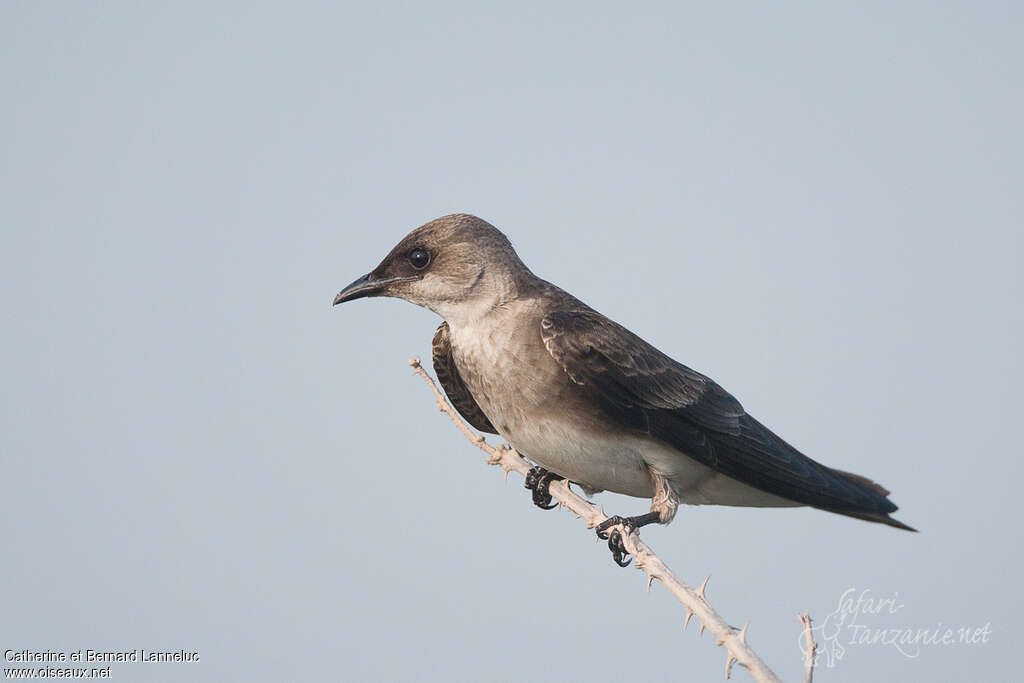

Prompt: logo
[{"left": 798, "top": 588, "right": 992, "bottom": 668}]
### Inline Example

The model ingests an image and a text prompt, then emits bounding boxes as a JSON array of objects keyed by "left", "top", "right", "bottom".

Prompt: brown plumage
[{"left": 334, "top": 213, "right": 915, "bottom": 532}]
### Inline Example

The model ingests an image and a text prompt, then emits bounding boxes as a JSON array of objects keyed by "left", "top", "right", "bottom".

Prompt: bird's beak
[{"left": 332, "top": 274, "right": 419, "bottom": 305}]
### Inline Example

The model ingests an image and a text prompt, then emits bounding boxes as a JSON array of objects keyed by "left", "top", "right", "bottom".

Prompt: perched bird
[{"left": 333, "top": 214, "right": 914, "bottom": 564}]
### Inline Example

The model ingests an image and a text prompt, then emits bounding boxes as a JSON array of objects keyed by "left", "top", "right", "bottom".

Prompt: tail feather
[
  {"left": 825, "top": 467, "right": 916, "bottom": 531},
  {"left": 829, "top": 467, "right": 892, "bottom": 498},
  {"left": 829, "top": 507, "right": 918, "bottom": 532}
]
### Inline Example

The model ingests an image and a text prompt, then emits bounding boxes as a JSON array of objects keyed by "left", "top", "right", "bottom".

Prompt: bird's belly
[
  {"left": 455, "top": 338, "right": 655, "bottom": 496},
  {"left": 502, "top": 417, "right": 654, "bottom": 498},
  {"left": 506, "top": 417, "right": 800, "bottom": 508}
]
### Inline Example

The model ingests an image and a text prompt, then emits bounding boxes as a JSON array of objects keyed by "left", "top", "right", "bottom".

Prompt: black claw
[
  {"left": 594, "top": 515, "right": 654, "bottom": 568},
  {"left": 533, "top": 489, "right": 558, "bottom": 510},
  {"left": 524, "top": 466, "right": 564, "bottom": 510},
  {"left": 608, "top": 531, "right": 631, "bottom": 567}
]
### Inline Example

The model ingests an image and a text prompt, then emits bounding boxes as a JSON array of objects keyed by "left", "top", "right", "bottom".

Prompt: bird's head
[{"left": 333, "top": 213, "right": 528, "bottom": 323}]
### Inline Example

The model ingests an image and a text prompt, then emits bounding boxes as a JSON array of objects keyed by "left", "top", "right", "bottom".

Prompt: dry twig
[{"left": 797, "top": 612, "right": 817, "bottom": 683}]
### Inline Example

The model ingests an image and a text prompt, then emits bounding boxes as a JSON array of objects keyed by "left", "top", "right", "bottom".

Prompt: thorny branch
[{"left": 409, "top": 357, "right": 814, "bottom": 683}]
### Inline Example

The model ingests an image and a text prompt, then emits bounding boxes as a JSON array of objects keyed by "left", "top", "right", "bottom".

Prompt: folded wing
[
  {"left": 432, "top": 322, "right": 498, "bottom": 434},
  {"left": 541, "top": 310, "right": 913, "bottom": 530}
]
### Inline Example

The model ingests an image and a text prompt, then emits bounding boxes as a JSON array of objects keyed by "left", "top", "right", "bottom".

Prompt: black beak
[{"left": 332, "top": 274, "right": 419, "bottom": 305}]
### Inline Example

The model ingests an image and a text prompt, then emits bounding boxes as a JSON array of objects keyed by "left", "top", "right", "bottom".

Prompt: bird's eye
[{"left": 408, "top": 247, "right": 430, "bottom": 270}]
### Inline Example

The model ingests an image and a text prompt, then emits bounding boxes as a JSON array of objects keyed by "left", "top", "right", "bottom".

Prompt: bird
[{"left": 333, "top": 213, "right": 914, "bottom": 564}]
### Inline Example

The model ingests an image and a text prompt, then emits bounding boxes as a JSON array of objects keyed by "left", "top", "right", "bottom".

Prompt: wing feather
[
  {"left": 541, "top": 310, "right": 906, "bottom": 522},
  {"left": 432, "top": 322, "right": 498, "bottom": 434}
]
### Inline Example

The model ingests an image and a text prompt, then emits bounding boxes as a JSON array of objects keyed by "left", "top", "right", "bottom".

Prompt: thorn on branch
[
  {"left": 698, "top": 575, "right": 711, "bottom": 602},
  {"left": 726, "top": 652, "right": 737, "bottom": 679}
]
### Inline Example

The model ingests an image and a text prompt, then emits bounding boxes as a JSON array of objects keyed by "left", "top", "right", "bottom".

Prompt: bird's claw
[
  {"left": 533, "top": 492, "right": 558, "bottom": 510},
  {"left": 595, "top": 516, "right": 635, "bottom": 567},
  {"left": 524, "top": 466, "right": 563, "bottom": 510}
]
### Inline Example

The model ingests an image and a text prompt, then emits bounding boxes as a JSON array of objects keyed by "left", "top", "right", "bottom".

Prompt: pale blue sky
[{"left": 2, "top": 3, "right": 1021, "bottom": 681}]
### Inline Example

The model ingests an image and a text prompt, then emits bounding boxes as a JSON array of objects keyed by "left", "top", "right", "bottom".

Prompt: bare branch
[
  {"left": 797, "top": 612, "right": 817, "bottom": 683},
  {"left": 409, "top": 357, "right": 783, "bottom": 683}
]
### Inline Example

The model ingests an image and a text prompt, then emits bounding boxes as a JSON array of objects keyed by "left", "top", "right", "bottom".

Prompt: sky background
[{"left": 2, "top": 3, "right": 1021, "bottom": 682}]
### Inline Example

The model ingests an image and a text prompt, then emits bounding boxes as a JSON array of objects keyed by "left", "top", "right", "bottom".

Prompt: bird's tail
[{"left": 826, "top": 467, "right": 918, "bottom": 532}]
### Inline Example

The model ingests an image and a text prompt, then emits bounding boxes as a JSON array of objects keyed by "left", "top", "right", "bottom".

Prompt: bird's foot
[
  {"left": 595, "top": 512, "right": 661, "bottom": 567},
  {"left": 524, "top": 466, "right": 564, "bottom": 510}
]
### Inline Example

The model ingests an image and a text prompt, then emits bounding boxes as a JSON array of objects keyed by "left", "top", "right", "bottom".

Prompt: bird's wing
[
  {"left": 432, "top": 322, "right": 498, "bottom": 434},
  {"left": 541, "top": 310, "right": 905, "bottom": 522}
]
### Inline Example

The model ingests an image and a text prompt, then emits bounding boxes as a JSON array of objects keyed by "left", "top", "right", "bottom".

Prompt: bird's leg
[
  {"left": 524, "top": 466, "right": 565, "bottom": 510},
  {"left": 594, "top": 513, "right": 661, "bottom": 567}
]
